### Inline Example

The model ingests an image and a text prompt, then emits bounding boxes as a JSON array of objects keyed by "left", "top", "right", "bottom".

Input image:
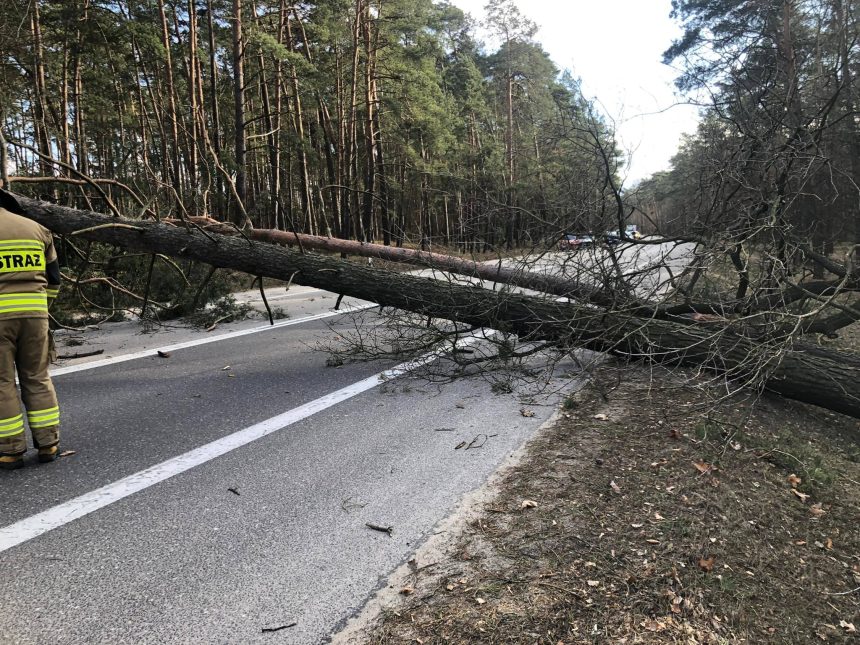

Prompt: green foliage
[
  {"left": 645, "top": 0, "right": 860, "bottom": 253},
  {"left": 3, "top": 0, "right": 622, "bottom": 259},
  {"left": 50, "top": 242, "right": 248, "bottom": 325},
  {"left": 186, "top": 295, "right": 253, "bottom": 329}
]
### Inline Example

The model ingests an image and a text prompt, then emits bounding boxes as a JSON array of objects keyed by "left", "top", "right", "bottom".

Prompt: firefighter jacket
[{"left": 0, "top": 206, "right": 61, "bottom": 319}]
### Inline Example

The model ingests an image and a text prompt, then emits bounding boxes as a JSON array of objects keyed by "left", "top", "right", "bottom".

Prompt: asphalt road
[{"left": 0, "top": 289, "right": 579, "bottom": 644}]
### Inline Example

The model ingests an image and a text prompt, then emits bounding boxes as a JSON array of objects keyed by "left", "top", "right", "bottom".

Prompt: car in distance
[{"left": 558, "top": 234, "right": 594, "bottom": 251}]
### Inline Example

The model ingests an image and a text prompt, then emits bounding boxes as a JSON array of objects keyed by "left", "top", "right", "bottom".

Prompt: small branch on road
[
  {"left": 57, "top": 349, "right": 105, "bottom": 360},
  {"left": 366, "top": 522, "right": 393, "bottom": 536},
  {"left": 227, "top": 487, "right": 241, "bottom": 496},
  {"left": 261, "top": 623, "right": 297, "bottom": 633},
  {"left": 465, "top": 433, "right": 496, "bottom": 450},
  {"left": 255, "top": 276, "right": 274, "bottom": 325},
  {"left": 206, "top": 314, "right": 233, "bottom": 332}
]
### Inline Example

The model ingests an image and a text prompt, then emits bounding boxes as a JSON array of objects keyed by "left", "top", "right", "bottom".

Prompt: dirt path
[{"left": 334, "top": 364, "right": 860, "bottom": 644}]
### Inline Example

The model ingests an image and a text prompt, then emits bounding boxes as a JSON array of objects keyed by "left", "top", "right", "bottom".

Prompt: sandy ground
[{"left": 51, "top": 284, "right": 371, "bottom": 370}]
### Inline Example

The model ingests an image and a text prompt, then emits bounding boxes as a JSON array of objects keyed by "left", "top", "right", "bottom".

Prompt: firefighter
[{"left": 0, "top": 190, "right": 62, "bottom": 470}]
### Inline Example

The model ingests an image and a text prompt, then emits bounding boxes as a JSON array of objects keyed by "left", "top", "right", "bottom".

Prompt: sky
[{"left": 447, "top": 0, "right": 701, "bottom": 184}]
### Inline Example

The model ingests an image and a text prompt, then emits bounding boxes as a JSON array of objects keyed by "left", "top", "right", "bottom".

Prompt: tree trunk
[
  {"left": 0, "top": 122, "right": 8, "bottom": 188},
  {"left": 833, "top": 0, "right": 860, "bottom": 244},
  {"left": 186, "top": 0, "right": 201, "bottom": 207},
  {"left": 284, "top": 16, "right": 314, "bottom": 233},
  {"left": 205, "top": 0, "right": 223, "bottom": 214},
  {"left": 158, "top": 2, "right": 182, "bottom": 198},
  {"left": 30, "top": 0, "right": 53, "bottom": 179},
  {"left": 232, "top": 0, "right": 247, "bottom": 223},
  {"left": 10, "top": 192, "right": 860, "bottom": 424}
]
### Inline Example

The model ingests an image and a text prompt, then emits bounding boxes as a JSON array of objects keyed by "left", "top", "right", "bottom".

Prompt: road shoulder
[{"left": 333, "top": 363, "right": 860, "bottom": 644}]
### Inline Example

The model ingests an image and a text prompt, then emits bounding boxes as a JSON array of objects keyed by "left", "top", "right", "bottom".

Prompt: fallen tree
[
  {"left": 174, "top": 217, "right": 860, "bottom": 324},
  {"left": 7, "top": 192, "right": 860, "bottom": 423}
]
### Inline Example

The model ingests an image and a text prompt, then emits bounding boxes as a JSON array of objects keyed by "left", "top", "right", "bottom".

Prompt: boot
[
  {"left": 37, "top": 445, "right": 59, "bottom": 463},
  {"left": 0, "top": 454, "right": 24, "bottom": 470}
]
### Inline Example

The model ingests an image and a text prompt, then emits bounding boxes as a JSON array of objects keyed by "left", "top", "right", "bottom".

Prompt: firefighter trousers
[{"left": 0, "top": 317, "right": 60, "bottom": 455}]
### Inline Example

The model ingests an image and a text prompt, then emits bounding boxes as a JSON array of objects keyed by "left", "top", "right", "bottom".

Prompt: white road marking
[
  {"left": 0, "top": 342, "right": 465, "bottom": 555},
  {"left": 51, "top": 303, "right": 375, "bottom": 377}
]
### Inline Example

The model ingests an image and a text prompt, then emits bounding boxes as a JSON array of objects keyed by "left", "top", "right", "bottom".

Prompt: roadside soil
[{"left": 340, "top": 363, "right": 860, "bottom": 644}]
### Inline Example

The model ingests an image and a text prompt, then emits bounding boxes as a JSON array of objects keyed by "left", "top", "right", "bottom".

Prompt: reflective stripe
[
  {"left": 0, "top": 293, "right": 48, "bottom": 314},
  {"left": 0, "top": 239, "right": 44, "bottom": 251},
  {"left": 0, "top": 294, "right": 48, "bottom": 301},
  {"left": 0, "top": 414, "right": 25, "bottom": 438},
  {"left": 27, "top": 407, "right": 60, "bottom": 429}
]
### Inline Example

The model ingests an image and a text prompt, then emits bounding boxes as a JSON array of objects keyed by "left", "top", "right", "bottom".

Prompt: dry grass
[{"left": 352, "top": 365, "right": 860, "bottom": 644}]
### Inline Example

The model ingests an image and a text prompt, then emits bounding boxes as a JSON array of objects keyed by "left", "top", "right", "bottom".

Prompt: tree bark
[
  {"left": 9, "top": 192, "right": 860, "bottom": 424},
  {"left": 205, "top": 0, "right": 223, "bottom": 213},
  {"left": 186, "top": 0, "right": 201, "bottom": 201},
  {"left": 232, "top": 0, "right": 247, "bottom": 223},
  {"left": 30, "top": 0, "right": 53, "bottom": 179},
  {"left": 0, "top": 122, "right": 8, "bottom": 189},
  {"left": 158, "top": 2, "right": 182, "bottom": 198}
]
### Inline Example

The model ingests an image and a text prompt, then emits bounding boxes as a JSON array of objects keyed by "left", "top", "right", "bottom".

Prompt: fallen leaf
[
  {"left": 455, "top": 402, "right": 465, "bottom": 409},
  {"left": 792, "top": 489, "right": 810, "bottom": 502},
  {"left": 520, "top": 408, "right": 536, "bottom": 418},
  {"left": 646, "top": 539, "right": 660, "bottom": 545},
  {"left": 642, "top": 618, "right": 667, "bottom": 632},
  {"left": 825, "top": 537, "right": 833, "bottom": 550},
  {"left": 521, "top": 499, "right": 539, "bottom": 509},
  {"left": 610, "top": 480, "right": 622, "bottom": 494},
  {"left": 454, "top": 441, "right": 467, "bottom": 450},
  {"left": 157, "top": 350, "right": 171, "bottom": 358},
  {"left": 476, "top": 597, "right": 486, "bottom": 605},
  {"left": 698, "top": 556, "right": 715, "bottom": 572},
  {"left": 787, "top": 473, "right": 802, "bottom": 488},
  {"left": 221, "top": 365, "right": 231, "bottom": 371},
  {"left": 593, "top": 413, "right": 608, "bottom": 421},
  {"left": 810, "top": 503, "right": 826, "bottom": 517},
  {"left": 399, "top": 586, "right": 413, "bottom": 595},
  {"left": 692, "top": 460, "right": 714, "bottom": 474},
  {"left": 669, "top": 428, "right": 681, "bottom": 439},
  {"left": 840, "top": 620, "right": 856, "bottom": 633},
  {"left": 587, "top": 580, "right": 600, "bottom": 587},
  {"left": 631, "top": 523, "right": 644, "bottom": 529},
  {"left": 654, "top": 512, "right": 665, "bottom": 521},
  {"left": 59, "top": 450, "right": 76, "bottom": 458},
  {"left": 446, "top": 584, "right": 454, "bottom": 591}
]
